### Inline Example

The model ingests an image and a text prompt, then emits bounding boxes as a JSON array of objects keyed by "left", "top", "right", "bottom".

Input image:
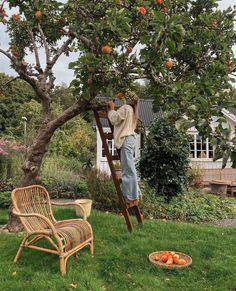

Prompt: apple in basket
[{"left": 154, "top": 251, "right": 187, "bottom": 266}]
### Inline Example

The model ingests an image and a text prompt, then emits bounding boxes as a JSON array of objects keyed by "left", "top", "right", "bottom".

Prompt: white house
[{"left": 94, "top": 99, "right": 236, "bottom": 183}]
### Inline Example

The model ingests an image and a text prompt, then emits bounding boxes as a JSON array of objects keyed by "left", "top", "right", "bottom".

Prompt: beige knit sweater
[{"left": 108, "top": 104, "right": 135, "bottom": 149}]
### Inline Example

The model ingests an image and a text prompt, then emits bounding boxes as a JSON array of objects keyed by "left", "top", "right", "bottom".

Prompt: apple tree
[{"left": 0, "top": 0, "right": 235, "bottom": 230}]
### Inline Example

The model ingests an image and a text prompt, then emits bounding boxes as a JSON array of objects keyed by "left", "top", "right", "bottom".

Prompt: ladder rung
[
  {"left": 111, "top": 155, "right": 120, "bottom": 160},
  {"left": 98, "top": 111, "right": 108, "bottom": 118},
  {"left": 104, "top": 132, "right": 113, "bottom": 139}
]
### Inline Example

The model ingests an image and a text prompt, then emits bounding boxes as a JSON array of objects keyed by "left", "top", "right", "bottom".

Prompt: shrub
[
  {"left": 187, "top": 162, "right": 204, "bottom": 187},
  {"left": 139, "top": 116, "right": 190, "bottom": 201},
  {"left": 49, "top": 116, "right": 96, "bottom": 162},
  {"left": 41, "top": 155, "right": 85, "bottom": 198},
  {"left": 86, "top": 169, "right": 119, "bottom": 212},
  {"left": 0, "top": 191, "right": 11, "bottom": 208},
  {"left": 0, "top": 139, "right": 24, "bottom": 181},
  {"left": 141, "top": 185, "right": 235, "bottom": 223}
]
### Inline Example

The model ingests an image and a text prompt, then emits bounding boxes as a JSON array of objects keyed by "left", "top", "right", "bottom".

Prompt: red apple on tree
[
  {"left": 35, "top": 10, "right": 43, "bottom": 18},
  {"left": 156, "top": 0, "right": 164, "bottom": 5},
  {"left": 101, "top": 45, "right": 112, "bottom": 54},
  {"left": 164, "top": 58, "right": 173, "bottom": 69}
]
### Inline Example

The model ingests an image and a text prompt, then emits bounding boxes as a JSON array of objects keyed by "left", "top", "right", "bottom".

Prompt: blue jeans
[{"left": 120, "top": 135, "right": 140, "bottom": 201}]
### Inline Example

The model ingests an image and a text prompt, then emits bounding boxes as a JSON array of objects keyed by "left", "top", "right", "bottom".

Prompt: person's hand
[{"left": 107, "top": 100, "right": 115, "bottom": 111}]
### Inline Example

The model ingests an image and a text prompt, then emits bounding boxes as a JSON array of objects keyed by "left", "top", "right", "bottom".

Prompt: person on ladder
[{"left": 107, "top": 91, "right": 142, "bottom": 207}]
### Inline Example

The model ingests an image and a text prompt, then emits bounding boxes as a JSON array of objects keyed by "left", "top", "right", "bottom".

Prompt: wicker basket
[
  {"left": 149, "top": 251, "right": 192, "bottom": 269},
  {"left": 75, "top": 199, "right": 92, "bottom": 218}
]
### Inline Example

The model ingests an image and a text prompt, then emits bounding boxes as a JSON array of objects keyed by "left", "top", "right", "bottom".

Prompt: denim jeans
[{"left": 120, "top": 135, "right": 140, "bottom": 201}]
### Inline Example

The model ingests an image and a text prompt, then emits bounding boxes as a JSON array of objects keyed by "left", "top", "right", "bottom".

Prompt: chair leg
[
  {"left": 60, "top": 257, "right": 66, "bottom": 275},
  {"left": 14, "top": 236, "right": 28, "bottom": 263},
  {"left": 90, "top": 240, "right": 94, "bottom": 255}
]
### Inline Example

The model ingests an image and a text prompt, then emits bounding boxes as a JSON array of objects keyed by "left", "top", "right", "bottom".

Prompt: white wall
[
  {"left": 96, "top": 127, "right": 141, "bottom": 175},
  {"left": 96, "top": 113, "right": 236, "bottom": 174}
]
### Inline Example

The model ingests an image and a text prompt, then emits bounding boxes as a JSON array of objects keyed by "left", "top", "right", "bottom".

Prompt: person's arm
[{"left": 107, "top": 102, "right": 126, "bottom": 126}]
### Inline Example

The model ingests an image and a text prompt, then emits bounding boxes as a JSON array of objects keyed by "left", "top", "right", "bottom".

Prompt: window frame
[{"left": 189, "top": 133, "right": 214, "bottom": 160}]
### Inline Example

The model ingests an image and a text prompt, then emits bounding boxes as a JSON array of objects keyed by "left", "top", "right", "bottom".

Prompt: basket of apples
[{"left": 149, "top": 251, "right": 192, "bottom": 268}]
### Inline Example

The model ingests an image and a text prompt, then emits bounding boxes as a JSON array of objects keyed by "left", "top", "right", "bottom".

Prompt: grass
[{"left": 0, "top": 208, "right": 236, "bottom": 291}]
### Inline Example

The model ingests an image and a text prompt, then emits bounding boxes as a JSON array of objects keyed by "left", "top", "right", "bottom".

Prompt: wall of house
[
  {"left": 96, "top": 127, "right": 141, "bottom": 175},
  {"left": 96, "top": 113, "right": 236, "bottom": 181}
]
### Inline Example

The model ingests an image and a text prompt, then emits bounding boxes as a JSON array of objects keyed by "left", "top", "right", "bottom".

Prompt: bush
[
  {"left": 0, "top": 191, "right": 11, "bottom": 208},
  {"left": 139, "top": 116, "right": 190, "bottom": 201},
  {"left": 41, "top": 155, "right": 86, "bottom": 198},
  {"left": 141, "top": 185, "right": 235, "bottom": 223},
  {"left": 86, "top": 169, "right": 120, "bottom": 212},
  {"left": 0, "top": 139, "right": 24, "bottom": 182}
]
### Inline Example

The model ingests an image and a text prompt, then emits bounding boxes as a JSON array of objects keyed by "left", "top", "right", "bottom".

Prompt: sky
[{"left": 0, "top": 0, "right": 235, "bottom": 86}]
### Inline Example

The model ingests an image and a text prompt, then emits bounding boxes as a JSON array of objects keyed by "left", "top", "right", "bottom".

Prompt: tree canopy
[{"left": 0, "top": 0, "right": 235, "bottom": 186}]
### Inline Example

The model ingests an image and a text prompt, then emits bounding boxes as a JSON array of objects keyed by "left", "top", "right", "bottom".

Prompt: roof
[
  {"left": 228, "top": 108, "right": 236, "bottom": 116},
  {"left": 93, "top": 98, "right": 160, "bottom": 127},
  {"left": 92, "top": 98, "right": 236, "bottom": 128}
]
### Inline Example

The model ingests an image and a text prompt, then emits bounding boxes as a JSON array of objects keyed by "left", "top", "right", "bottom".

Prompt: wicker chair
[{"left": 11, "top": 185, "right": 93, "bottom": 275}]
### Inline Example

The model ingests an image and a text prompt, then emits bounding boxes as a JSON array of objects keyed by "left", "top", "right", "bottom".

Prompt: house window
[
  {"left": 102, "top": 139, "right": 117, "bottom": 157},
  {"left": 189, "top": 134, "right": 213, "bottom": 159}
]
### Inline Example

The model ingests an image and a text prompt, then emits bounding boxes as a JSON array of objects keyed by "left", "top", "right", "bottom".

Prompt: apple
[
  {"left": 12, "top": 14, "right": 20, "bottom": 22},
  {"left": 116, "top": 92, "right": 125, "bottom": 100},
  {"left": 138, "top": 6, "right": 147, "bottom": 16},
  {"left": 127, "top": 47, "right": 133, "bottom": 53},
  {"left": 178, "top": 258, "right": 186, "bottom": 265},
  {"left": 166, "top": 256, "right": 173, "bottom": 265},
  {"left": 173, "top": 254, "right": 180, "bottom": 264},
  {"left": 101, "top": 45, "right": 112, "bottom": 54},
  {"left": 35, "top": 10, "right": 43, "bottom": 18},
  {"left": 156, "top": 0, "right": 164, "bottom": 5},
  {"left": 164, "top": 58, "right": 173, "bottom": 69}
]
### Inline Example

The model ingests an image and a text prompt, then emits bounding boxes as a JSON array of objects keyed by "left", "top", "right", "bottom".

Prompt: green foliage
[
  {"left": 0, "top": 192, "right": 11, "bottom": 208},
  {"left": 0, "top": 73, "right": 36, "bottom": 137},
  {"left": 1, "top": 0, "right": 236, "bottom": 184},
  {"left": 41, "top": 155, "right": 84, "bottom": 199},
  {"left": 0, "top": 146, "right": 24, "bottom": 182},
  {"left": 49, "top": 115, "right": 96, "bottom": 161},
  {"left": 141, "top": 186, "right": 236, "bottom": 223},
  {"left": 139, "top": 116, "right": 190, "bottom": 200},
  {"left": 86, "top": 169, "right": 120, "bottom": 212}
]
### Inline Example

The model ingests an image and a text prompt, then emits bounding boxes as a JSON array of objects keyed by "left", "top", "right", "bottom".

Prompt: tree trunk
[
  {"left": 7, "top": 124, "right": 53, "bottom": 232},
  {"left": 7, "top": 205, "right": 24, "bottom": 233},
  {"left": 6, "top": 99, "right": 92, "bottom": 232}
]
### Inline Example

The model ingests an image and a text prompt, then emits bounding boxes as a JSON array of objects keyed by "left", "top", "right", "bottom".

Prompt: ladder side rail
[{"left": 94, "top": 110, "right": 133, "bottom": 232}]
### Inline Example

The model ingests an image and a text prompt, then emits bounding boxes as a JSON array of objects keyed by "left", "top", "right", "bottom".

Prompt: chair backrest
[{"left": 12, "top": 185, "right": 56, "bottom": 232}]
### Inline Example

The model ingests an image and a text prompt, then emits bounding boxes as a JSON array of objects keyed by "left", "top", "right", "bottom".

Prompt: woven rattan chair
[{"left": 11, "top": 185, "right": 93, "bottom": 275}]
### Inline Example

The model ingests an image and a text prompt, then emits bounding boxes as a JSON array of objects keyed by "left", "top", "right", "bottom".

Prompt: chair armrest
[
  {"left": 12, "top": 208, "right": 57, "bottom": 235},
  {"left": 51, "top": 201, "right": 86, "bottom": 219}
]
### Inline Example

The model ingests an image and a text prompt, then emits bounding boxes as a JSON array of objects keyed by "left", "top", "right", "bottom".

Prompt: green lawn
[{"left": 0, "top": 208, "right": 235, "bottom": 291}]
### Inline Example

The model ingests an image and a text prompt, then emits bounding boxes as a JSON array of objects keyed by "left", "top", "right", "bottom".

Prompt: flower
[{"left": 0, "top": 147, "right": 8, "bottom": 156}]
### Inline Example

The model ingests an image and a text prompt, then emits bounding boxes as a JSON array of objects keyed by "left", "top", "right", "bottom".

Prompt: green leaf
[
  {"left": 213, "top": 146, "right": 223, "bottom": 161},
  {"left": 231, "top": 152, "right": 236, "bottom": 168}
]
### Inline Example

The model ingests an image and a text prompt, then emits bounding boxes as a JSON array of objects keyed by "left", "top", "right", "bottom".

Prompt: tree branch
[
  {"left": 0, "top": 48, "right": 17, "bottom": 65},
  {"left": 37, "top": 23, "right": 51, "bottom": 66},
  {"left": 0, "top": 76, "right": 21, "bottom": 90},
  {"left": 29, "top": 29, "right": 43, "bottom": 73},
  {"left": 46, "top": 35, "right": 75, "bottom": 74},
  {"left": 49, "top": 99, "right": 90, "bottom": 131}
]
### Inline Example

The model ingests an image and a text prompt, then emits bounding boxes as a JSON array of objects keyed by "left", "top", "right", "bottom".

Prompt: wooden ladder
[{"left": 94, "top": 108, "right": 143, "bottom": 232}]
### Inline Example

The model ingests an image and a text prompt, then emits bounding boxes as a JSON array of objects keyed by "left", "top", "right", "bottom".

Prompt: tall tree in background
[
  {"left": 0, "top": 73, "right": 36, "bottom": 135},
  {"left": 0, "top": 0, "right": 235, "bottom": 229}
]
